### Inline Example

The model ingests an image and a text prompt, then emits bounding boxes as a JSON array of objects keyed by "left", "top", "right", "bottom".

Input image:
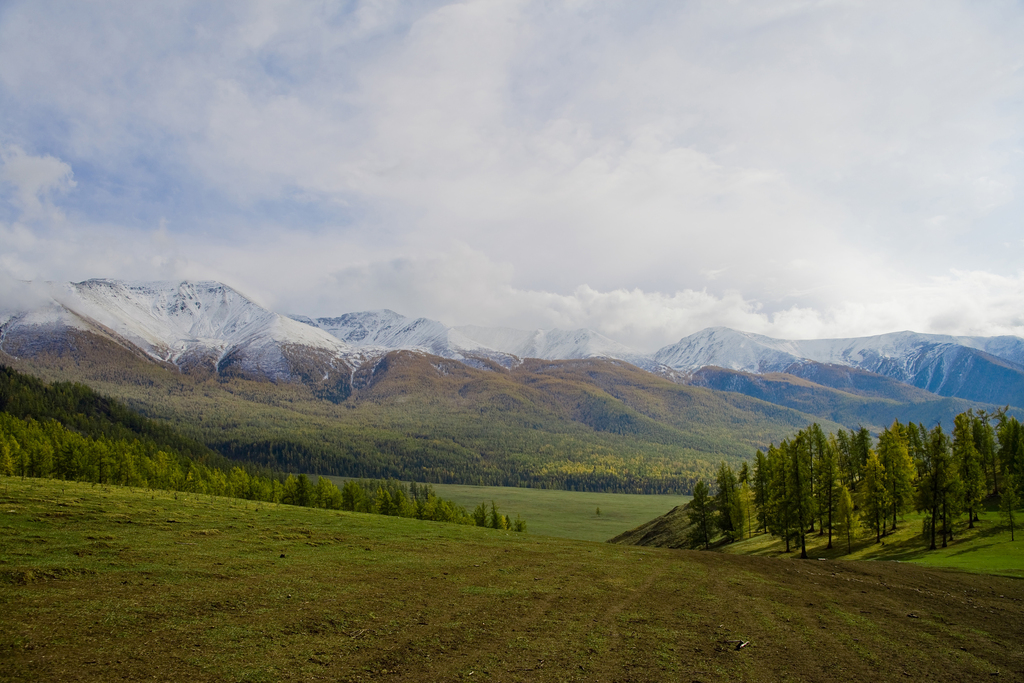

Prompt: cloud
[
  {"left": 0, "top": 268, "right": 49, "bottom": 313},
  {"left": 310, "top": 248, "right": 1024, "bottom": 350},
  {"left": 1, "top": 1, "right": 1024, "bottom": 346},
  {"left": 0, "top": 144, "right": 75, "bottom": 221}
]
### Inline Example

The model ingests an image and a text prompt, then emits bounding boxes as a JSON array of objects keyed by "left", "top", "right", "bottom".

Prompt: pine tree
[
  {"left": 714, "top": 463, "right": 742, "bottom": 542},
  {"left": 861, "top": 449, "right": 890, "bottom": 543},
  {"left": 375, "top": 488, "right": 395, "bottom": 516},
  {"left": 489, "top": 501, "right": 506, "bottom": 530},
  {"left": 877, "top": 420, "right": 916, "bottom": 531},
  {"left": 767, "top": 443, "right": 795, "bottom": 553},
  {"left": 972, "top": 410, "right": 999, "bottom": 495},
  {"left": 0, "top": 440, "right": 13, "bottom": 477},
  {"left": 906, "top": 422, "right": 928, "bottom": 478},
  {"left": 835, "top": 429, "right": 854, "bottom": 490},
  {"left": 997, "top": 416, "right": 1024, "bottom": 483},
  {"left": 917, "top": 425, "right": 955, "bottom": 550},
  {"left": 472, "top": 501, "right": 488, "bottom": 527},
  {"left": 786, "top": 433, "right": 814, "bottom": 559},
  {"left": 814, "top": 436, "right": 841, "bottom": 549},
  {"left": 687, "top": 480, "right": 714, "bottom": 549},
  {"left": 1000, "top": 474, "right": 1019, "bottom": 541},
  {"left": 850, "top": 427, "right": 872, "bottom": 489},
  {"left": 753, "top": 450, "right": 770, "bottom": 533},
  {"left": 954, "top": 413, "right": 985, "bottom": 529},
  {"left": 341, "top": 480, "right": 365, "bottom": 511},
  {"left": 835, "top": 484, "right": 859, "bottom": 554},
  {"left": 739, "top": 480, "right": 754, "bottom": 540}
]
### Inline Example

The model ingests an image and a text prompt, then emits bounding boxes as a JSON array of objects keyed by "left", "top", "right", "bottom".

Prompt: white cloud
[
  {"left": 1, "top": 1, "right": 1024, "bottom": 346},
  {"left": 0, "top": 144, "right": 75, "bottom": 221},
  {"left": 0, "top": 268, "right": 48, "bottom": 312}
]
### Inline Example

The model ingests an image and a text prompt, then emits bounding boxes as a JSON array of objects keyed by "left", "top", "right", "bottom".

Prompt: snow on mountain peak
[
  {"left": 2, "top": 279, "right": 356, "bottom": 375},
  {"left": 297, "top": 312, "right": 655, "bottom": 368},
  {"left": 7, "top": 278, "right": 1024, "bottom": 403}
]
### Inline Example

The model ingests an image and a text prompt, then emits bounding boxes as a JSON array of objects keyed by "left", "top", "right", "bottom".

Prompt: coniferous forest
[
  {"left": 0, "top": 366, "right": 522, "bottom": 530},
  {"left": 687, "top": 412, "right": 1024, "bottom": 552}
]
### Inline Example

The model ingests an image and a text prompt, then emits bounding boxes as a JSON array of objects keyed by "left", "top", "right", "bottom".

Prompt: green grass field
[
  {"left": 3, "top": 477, "right": 1024, "bottom": 682},
  {"left": 721, "top": 499, "right": 1024, "bottom": 578},
  {"left": 322, "top": 476, "right": 690, "bottom": 542}
]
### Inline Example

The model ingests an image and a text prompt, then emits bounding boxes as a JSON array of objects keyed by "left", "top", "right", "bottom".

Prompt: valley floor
[
  {"left": 322, "top": 475, "right": 692, "bottom": 543},
  {"left": 1, "top": 477, "right": 1022, "bottom": 682}
]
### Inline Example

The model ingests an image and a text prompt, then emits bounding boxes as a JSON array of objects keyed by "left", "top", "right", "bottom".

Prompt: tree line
[
  {"left": 0, "top": 365, "right": 525, "bottom": 531},
  {"left": 687, "top": 411, "right": 1023, "bottom": 553}
]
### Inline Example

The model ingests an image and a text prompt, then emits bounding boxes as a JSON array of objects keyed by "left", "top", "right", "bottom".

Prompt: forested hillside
[
  {"left": 0, "top": 365, "right": 506, "bottom": 528},
  {"left": 5, "top": 338, "right": 851, "bottom": 493},
  {"left": 11, "top": 328, "right": 1015, "bottom": 497},
  {"left": 616, "top": 410, "right": 1024, "bottom": 554},
  {"left": 681, "top": 365, "right": 992, "bottom": 431}
]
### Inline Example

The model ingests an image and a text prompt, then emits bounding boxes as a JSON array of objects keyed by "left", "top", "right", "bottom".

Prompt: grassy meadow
[
  {"left": 3, "top": 476, "right": 1024, "bottom": 682},
  {"left": 721, "top": 498, "right": 1024, "bottom": 578},
  {"left": 323, "top": 476, "right": 690, "bottom": 542}
]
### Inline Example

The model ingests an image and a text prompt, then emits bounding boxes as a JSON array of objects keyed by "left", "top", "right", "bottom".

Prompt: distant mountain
[
  {"left": 7, "top": 277, "right": 1024, "bottom": 492},
  {"left": 453, "top": 324, "right": 660, "bottom": 371},
  {"left": 657, "top": 327, "right": 1024, "bottom": 409},
  {"left": 6, "top": 278, "right": 1024, "bottom": 425},
  {"left": 293, "top": 310, "right": 519, "bottom": 369},
  {"left": 681, "top": 365, "right": 990, "bottom": 431},
  {"left": 295, "top": 310, "right": 660, "bottom": 371},
  {"left": 0, "top": 279, "right": 360, "bottom": 398}
]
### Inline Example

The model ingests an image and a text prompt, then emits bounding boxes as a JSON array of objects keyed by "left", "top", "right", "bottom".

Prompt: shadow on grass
[
  {"left": 944, "top": 541, "right": 999, "bottom": 558},
  {"left": 964, "top": 523, "right": 1008, "bottom": 540}
]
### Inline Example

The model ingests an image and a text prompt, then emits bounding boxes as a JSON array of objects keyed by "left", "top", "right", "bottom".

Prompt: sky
[{"left": 1, "top": 0, "right": 1023, "bottom": 352}]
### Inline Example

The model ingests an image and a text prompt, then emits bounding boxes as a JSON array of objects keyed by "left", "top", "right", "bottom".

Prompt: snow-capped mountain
[
  {"left": 295, "top": 310, "right": 659, "bottom": 370},
  {"left": 452, "top": 324, "right": 659, "bottom": 370},
  {"left": 656, "top": 327, "right": 1024, "bottom": 407},
  {"left": 5, "top": 278, "right": 1024, "bottom": 409},
  {"left": 293, "top": 310, "right": 519, "bottom": 368},
  {"left": 1, "top": 279, "right": 360, "bottom": 384},
  {"left": 655, "top": 327, "right": 1024, "bottom": 375}
]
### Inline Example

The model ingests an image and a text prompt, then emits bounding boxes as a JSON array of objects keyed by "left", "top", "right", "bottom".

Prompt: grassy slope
[
  {"left": 3, "top": 477, "right": 1023, "bottom": 682},
  {"left": 324, "top": 476, "right": 692, "bottom": 543},
  {"left": 613, "top": 498, "right": 1024, "bottom": 578},
  {"left": 720, "top": 499, "right": 1024, "bottom": 579}
]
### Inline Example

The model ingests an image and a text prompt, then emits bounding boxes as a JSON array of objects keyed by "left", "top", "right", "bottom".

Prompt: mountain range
[
  {"left": 3, "top": 277, "right": 1022, "bottom": 491},
  {"left": 4, "top": 278, "right": 1022, "bottom": 413}
]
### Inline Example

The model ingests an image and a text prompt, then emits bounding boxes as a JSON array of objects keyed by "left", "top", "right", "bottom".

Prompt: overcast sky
[{"left": 1, "top": 1, "right": 1023, "bottom": 351}]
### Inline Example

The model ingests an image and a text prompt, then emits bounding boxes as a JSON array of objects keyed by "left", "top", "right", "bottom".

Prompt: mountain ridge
[{"left": 5, "top": 277, "right": 1024, "bottom": 415}]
